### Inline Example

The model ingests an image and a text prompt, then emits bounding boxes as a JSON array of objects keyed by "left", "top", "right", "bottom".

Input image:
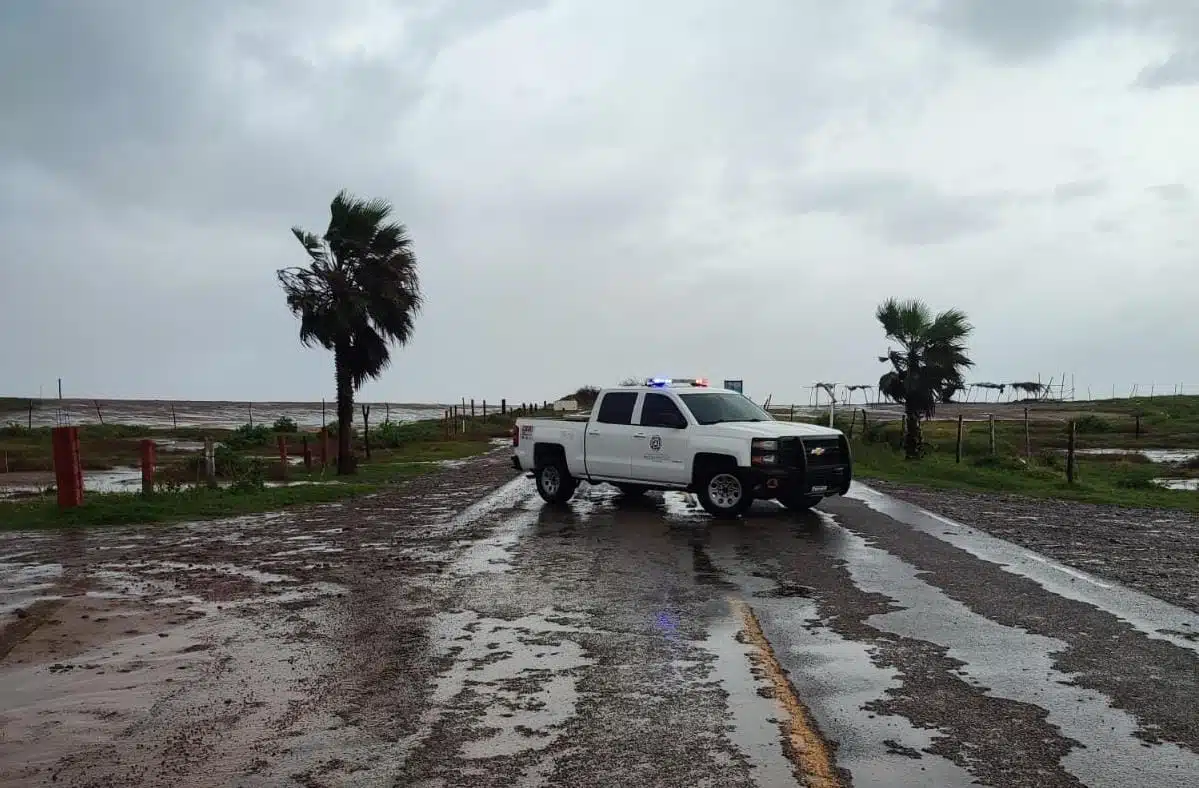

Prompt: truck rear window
[{"left": 596, "top": 392, "right": 637, "bottom": 424}]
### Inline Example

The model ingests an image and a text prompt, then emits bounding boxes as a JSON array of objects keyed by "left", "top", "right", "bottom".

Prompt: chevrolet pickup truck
[{"left": 511, "top": 379, "right": 852, "bottom": 517}]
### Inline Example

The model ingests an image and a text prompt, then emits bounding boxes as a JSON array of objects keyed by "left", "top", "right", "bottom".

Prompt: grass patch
[
  {"left": 852, "top": 441, "right": 1199, "bottom": 512},
  {"left": 0, "top": 417, "right": 508, "bottom": 529},
  {"left": 0, "top": 483, "right": 377, "bottom": 530}
]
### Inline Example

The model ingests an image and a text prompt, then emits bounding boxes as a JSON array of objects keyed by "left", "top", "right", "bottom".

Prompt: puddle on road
[
  {"left": 820, "top": 509, "right": 1199, "bottom": 787},
  {"left": 701, "top": 615, "right": 801, "bottom": 786},
  {"left": 848, "top": 484, "right": 1199, "bottom": 654},
  {"left": 702, "top": 546, "right": 974, "bottom": 788}
]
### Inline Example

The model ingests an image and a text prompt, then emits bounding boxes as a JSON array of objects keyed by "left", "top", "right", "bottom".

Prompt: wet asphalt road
[
  {"left": 388, "top": 476, "right": 1199, "bottom": 787},
  {"left": 2, "top": 460, "right": 1197, "bottom": 787}
]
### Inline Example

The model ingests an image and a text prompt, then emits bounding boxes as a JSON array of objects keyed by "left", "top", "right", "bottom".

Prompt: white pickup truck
[{"left": 511, "top": 379, "right": 852, "bottom": 517}]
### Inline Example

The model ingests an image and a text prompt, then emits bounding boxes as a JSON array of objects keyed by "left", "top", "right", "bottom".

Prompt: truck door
[
  {"left": 585, "top": 391, "right": 639, "bottom": 479},
  {"left": 631, "top": 392, "right": 690, "bottom": 484}
]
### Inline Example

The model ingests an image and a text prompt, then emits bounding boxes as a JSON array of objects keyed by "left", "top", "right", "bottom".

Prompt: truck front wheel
[
  {"left": 696, "top": 469, "right": 754, "bottom": 518},
  {"left": 535, "top": 460, "right": 577, "bottom": 504}
]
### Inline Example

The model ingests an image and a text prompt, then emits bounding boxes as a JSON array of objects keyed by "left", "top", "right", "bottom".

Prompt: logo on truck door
[
  {"left": 520, "top": 425, "right": 534, "bottom": 440},
  {"left": 649, "top": 435, "right": 662, "bottom": 451}
]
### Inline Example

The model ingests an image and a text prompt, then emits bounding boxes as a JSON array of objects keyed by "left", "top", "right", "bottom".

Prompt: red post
[
  {"left": 302, "top": 435, "right": 312, "bottom": 471},
  {"left": 277, "top": 435, "right": 288, "bottom": 479},
  {"left": 140, "top": 439, "right": 156, "bottom": 494},
  {"left": 51, "top": 426, "right": 83, "bottom": 508}
]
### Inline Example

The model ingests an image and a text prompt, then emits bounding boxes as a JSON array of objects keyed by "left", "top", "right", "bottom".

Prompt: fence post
[
  {"left": 171, "top": 403, "right": 178, "bottom": 433},
  {"left": 140, "top": 439, "right": 156, "bottom": 495},
  {"left": 94, "top": 400, "right": 105, "bottom": 425},
  {"left": 52, "top": 426, "right": 83, "bottom": 508},
  {"left": 848, "top": 409, "right": 857, "bottom": 440},
  {"left": 988, "top": 414, "right": 996, "bottom": 456},
  {"left": 501, "top": 398, "right": 507, "bottom": 415},
  {"left": 471, "top": 399, "right": 476, "bottom": 419},
  {"left": 248, "top": 402, "right": 253, "bottom": 428},
  {"left": 385, "top": 402, "right": 390, "bottom": 423},
  {"left": 278, "top": 435, "right": 288, "bottom": 479},
  {"left": 319, "top": 429, "right": 329, "bottom": 467},
  {"left": 789, "top": 404, "right": 795, "bottom": 422},
  {"left": 861, "top": 409, "right": 868, "bottom": 435},
  {"left": 302, "top": 435, "right": 312, "bottom": 471},
  {"left": 1066, "top": 420, "right": 1076, "bottom": 485},
  {"left": 483, "top": 400, "right": 488, "bottom": 421},
  {"left": 28, "top": 399, "right": 33, "bottom": 430},
  {"left": 1135, "top": 414, "right": 1142, "bottom": 440},
  {"left": 204, "top": 437, "right": 217, "bottom": 489},
  {"left": 1024, "top": 408, "right": 1031, "bottom": 459},
  {"left": 361, "top": 404, "right": 371, "bottom": 460},
  {"left": 956, "top": 415, "right": 964, "bottom": 464}
]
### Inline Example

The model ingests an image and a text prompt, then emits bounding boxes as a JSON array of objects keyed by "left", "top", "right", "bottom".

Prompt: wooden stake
[
  {"left": 94, "top": 400, "right": 104, "bottom": 425},
  {"left": 1024, "top": 407, "right": 1031, "bottom": 459},
  {"left": 361, "top": 404, "right": 371, "bottom": 459},
  {"left": 988, "top": 414, "right": 996, "bottom": 456},
  {"left": 1066, "top": 420, "right": 1076, "bottom": 485},
  {"left": 956, "top": 415, "right": 964, "bottom": 464}
]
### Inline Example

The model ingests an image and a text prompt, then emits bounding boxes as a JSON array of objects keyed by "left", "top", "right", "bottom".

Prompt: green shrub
[
  {"left": 230, "top": 457, "right": 266, "bottom": 493},
  {"left": 272, "top": 416, "right": 298, "bottom": 433},
  {"left": 1073, "top": 415, "right": 1112, "bottom": 433},
  {"left": 224, "top": 423, "right": 273, "bottom": 450}
]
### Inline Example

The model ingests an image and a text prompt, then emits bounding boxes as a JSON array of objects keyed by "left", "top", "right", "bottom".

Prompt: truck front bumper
[{"left": 748, "top": 464, "right": 852, "bottom": 498}]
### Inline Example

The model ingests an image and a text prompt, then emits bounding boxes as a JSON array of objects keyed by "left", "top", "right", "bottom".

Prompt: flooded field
[{"left": 2, "top": 399, "right": 446, "bottom": 430}]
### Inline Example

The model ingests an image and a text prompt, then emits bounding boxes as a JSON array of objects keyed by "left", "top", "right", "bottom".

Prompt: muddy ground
[
  {"left": 867, "top": 480, "right": 1199, "bottom": 614},
  {"left": 2, "top": 454, "right": 1196, "bottom": 787}
]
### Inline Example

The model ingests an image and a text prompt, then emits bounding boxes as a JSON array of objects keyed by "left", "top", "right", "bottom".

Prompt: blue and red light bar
[{"left": 644, "top": 377, "right": 709, "bottom": 388}]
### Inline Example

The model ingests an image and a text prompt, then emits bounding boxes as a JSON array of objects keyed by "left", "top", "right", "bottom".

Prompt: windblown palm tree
[
  {"left": 278, "top": 190, "right": 422, "bottom": 474},
  {"left": 876, "top": 298, "right": 974, "bottom": 459}
]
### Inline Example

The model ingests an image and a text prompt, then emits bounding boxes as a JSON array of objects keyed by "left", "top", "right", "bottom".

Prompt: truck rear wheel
[
  {"left": 696, "top": 469, "right": 753, "bottom": 518},
  {"left": 779, "top": 491, "right": 823, "bottom": 512},
  {"left": 535, "top": 460, "right": 577, "bottom": 504}
]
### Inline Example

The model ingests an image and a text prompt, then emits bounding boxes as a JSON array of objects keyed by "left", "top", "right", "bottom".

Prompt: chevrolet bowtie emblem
[{"left": 809, "top": 447, "right": 826, "bottom": 456}]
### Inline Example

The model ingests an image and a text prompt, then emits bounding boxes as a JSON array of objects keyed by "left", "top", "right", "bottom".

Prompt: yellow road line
[{"left": 732, "top": 599, "right": 845, "bottom": 788}]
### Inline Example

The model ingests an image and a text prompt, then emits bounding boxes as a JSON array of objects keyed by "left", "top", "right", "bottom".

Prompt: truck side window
[
  {"left": 596, "top": 392, "right": 637, "bottom": 425},
  {"left": 640, "top": 393, "right": 685, "bottom": 428}
]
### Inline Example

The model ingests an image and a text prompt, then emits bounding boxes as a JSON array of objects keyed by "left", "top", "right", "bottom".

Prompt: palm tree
[
  {"left": 278, "top": 190, "right": 422, "bottom": 474},
  {"left": 876, "top": 298, "right": 974, "bottom": 459}
]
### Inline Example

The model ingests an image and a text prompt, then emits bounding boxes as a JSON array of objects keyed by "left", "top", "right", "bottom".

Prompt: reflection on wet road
[{"left": 1, "top": 464, "right": 1197, "bottom": 787}]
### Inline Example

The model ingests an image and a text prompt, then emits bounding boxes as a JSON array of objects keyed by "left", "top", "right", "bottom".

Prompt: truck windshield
[{"left": 678, "top": 393, "right": 774, "bottom": 425}]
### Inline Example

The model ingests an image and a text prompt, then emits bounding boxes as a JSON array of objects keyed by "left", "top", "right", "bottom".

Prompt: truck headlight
[{"left": 752, "top": 438, "right": 779, "bottom": 452}]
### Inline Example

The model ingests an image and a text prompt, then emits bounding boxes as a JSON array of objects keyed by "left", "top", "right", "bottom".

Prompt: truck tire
[
  {"left": 696, "top": 468, "right": 754, "bottom": 518},
  {"left": 616, "top": 483, "right": 647, "bottom": 497},
  {"left": 535, "top": 460, "right": 577, "bottom": 504},
  {"left": 779, "top": 491, "right": 823, "bottom": 512}
]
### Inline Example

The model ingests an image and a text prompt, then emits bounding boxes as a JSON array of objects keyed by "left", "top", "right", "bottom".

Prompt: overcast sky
[{"left": 2, "top": 0, "right": 1197, "bottom": 405}]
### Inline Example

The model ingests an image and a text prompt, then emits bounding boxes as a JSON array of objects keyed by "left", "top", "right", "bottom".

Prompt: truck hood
[{"left": 704, "top": 421, "right": 843, "bottom": 439}]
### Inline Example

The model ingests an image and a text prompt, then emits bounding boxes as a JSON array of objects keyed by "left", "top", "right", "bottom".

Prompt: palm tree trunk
[
  {"left": 903, "top": 408, "right": 921, "bottom": 459},
  {"left": 334, "top": 346, "right": 355, "bottom": 475}
]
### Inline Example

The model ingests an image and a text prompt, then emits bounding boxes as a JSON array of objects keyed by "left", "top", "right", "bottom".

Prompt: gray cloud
[
  {"left": 785, "top": 174, "right": 1007, "bottom": 245},
  {"left": 915, "top": 0, "right": 1109, "bottom": 60},
  {"left": 1054, "top": 179, "right": 1107, "bottom": 201},
  {"left": 1, "top": 1, "right": 1196, "bottom": 402},
  {"left": 1149, "top": 183, "right": 1191, "bottom": 202},
  {"left": 1135, "top": 49, "right": 1199, "bottom": 88}
]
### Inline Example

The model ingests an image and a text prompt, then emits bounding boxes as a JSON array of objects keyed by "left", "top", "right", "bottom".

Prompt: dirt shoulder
[
  {"left": 865, "top": 480, "right": 1199, "bottom": 614},
  {"left": 0, "top": 451, "right": 522, "bottom": 788}
]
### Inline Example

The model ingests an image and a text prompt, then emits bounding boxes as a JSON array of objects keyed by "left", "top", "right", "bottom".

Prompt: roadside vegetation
[
  {"left": 0, "top": 415, "right": 514, "bottom": 530},
  {"left": 278, "top": 189, "right": 423, "bottom": 475},
  {"left": 785, "top": 394, "right": 1199, "bottom": 512}
]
